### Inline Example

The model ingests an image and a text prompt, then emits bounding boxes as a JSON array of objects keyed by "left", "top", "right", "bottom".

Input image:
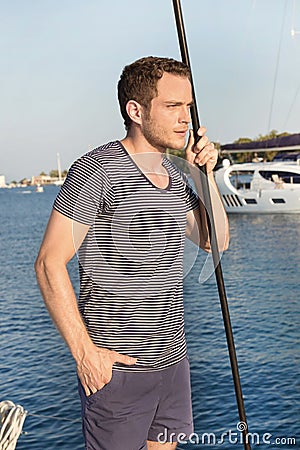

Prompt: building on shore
[{"left": 31, "top": 175, "right": 65, "bottom": 185}]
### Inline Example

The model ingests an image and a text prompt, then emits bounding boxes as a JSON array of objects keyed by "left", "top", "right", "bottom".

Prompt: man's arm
[
  {"left": 35, "top": 209, "right": 136, "bottom": 396},
  {"left": 185, "top": 127, "right": 230, "bottom": 252}
]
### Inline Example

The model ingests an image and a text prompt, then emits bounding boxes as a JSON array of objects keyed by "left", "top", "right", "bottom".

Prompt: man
[{"left": 35, "top": 56, "right": 229, "bottom": 450}]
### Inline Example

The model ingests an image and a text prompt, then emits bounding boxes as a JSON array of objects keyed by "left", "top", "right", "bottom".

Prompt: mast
[
  {"left": 57, "top": 153, "right": 62, "bottom": 183},
  {"left": 172, "top": 2, "right": 251, "bottom": 449}
]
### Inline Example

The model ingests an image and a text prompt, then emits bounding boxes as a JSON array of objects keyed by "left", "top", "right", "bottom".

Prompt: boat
[
  {"left": 215, "top": 159, "right": 300, "bottom": 213},
  {"left": 215, "top": 133, "right": 300, "bottom": 213},
  {"left": 35, "top": 184, "right": 44, "bottom": 193},
  {"left": 53, "top": 152, "right": 65, "bottom": 186}
]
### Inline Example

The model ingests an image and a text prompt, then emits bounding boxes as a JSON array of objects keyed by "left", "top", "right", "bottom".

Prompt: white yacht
[{"left": 215, "top": 159, "right": 300, "bottom": 213}]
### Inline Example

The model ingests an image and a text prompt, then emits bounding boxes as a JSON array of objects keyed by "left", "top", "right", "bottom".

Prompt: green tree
[
  {"left": 255, "top": 129, "right": 289, "bottom": 141},
  {"left": 49, "top": 169, "right": 68, "bottom": 178},
  {"left": 49, "top": 169, "right": 59, "bottom": 178},
  {"left": 234, "top": 137, "right": 252, "bottom": 144},
  {"left": 231, "top": 130, "right": 292, "bottom": 163},
  {"left": 20, "top": 178, "right": 30, "bottom": 185}
]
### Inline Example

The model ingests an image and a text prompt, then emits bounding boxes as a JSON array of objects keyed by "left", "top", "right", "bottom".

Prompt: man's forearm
[
  {"left": 35, "top": 258, "right": 94, "bottom": 362},
  {"left": 191, "top": 170, "right": 229, "bottom": 252}
]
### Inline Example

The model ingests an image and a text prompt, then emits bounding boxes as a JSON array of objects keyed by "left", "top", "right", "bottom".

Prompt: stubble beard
[{"left": 141, "top": 116, "right": 184, "bottom": 152}]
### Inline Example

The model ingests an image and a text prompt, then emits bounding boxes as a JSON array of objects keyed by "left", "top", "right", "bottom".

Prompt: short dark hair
[{"left": 117, "top": 56, "right": 191, "bottom": 129}]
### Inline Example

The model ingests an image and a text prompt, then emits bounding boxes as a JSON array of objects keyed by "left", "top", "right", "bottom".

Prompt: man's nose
[{"left": 179, "top": 106, "right": 191, "bottom": 123}]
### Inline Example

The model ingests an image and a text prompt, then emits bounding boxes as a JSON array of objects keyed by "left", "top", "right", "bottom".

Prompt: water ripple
[{"left": 1, "top": 188, "right": 299, "bottom": 449}]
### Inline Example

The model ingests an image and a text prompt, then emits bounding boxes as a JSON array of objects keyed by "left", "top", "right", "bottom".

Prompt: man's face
[{"left": 141, "top": 72, "right": 193, "bottom": 151}]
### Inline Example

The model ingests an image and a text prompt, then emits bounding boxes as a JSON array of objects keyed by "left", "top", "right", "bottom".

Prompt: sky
[{"left": 1, "top": 0, "right": 300, "bottom": 182}]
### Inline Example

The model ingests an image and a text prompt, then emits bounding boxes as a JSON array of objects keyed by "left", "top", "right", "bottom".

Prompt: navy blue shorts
[{"left": 78, "top": 357, "right": 193, "bottom": 450}]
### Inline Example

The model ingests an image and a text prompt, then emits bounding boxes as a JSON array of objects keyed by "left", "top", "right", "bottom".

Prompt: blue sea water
[{"left": 1, "top": 186, "right": 299, "bottom": 449}]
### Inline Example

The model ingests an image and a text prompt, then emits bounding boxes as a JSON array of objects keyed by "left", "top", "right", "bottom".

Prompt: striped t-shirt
[{"left": 54, "top": 140, "right": 199, "bottom": 372}]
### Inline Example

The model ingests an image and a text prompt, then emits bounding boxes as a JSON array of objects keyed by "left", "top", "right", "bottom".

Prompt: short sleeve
[
  {"left": 181, "top": 172, "right": 199, "bottom": 212},
  {"left": 53, "top": 155, "right": 113, "bottom": 225}
]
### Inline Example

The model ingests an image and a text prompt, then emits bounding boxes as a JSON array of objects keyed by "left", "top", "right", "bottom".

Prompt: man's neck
[{"left": 120, "top": 129, "right": 165, "bottom": 173}]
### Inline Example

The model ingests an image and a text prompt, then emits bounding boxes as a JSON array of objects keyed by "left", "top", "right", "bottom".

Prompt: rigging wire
[
  {"left": 267, "top": 0, "right": 289, "bottom": 133},
  {"left": 291, "top": 0, "right": 300, "bottom": 36},
  {"left": 26, "top": 412, "right": 81, "bottom": 423},
  {"left": 283, "top": 80, "right": 300, "bottom": 129}
]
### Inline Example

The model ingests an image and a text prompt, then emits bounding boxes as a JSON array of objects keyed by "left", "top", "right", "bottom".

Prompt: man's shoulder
[
  {"left": 84, "top": 140, "right": 122, "bottom": 162},
  {"left": 68, "top": 141, "right": 123, "bottom": 177},
  {"left": 61, "top": 141, "right": 122, "bottom": 186}
]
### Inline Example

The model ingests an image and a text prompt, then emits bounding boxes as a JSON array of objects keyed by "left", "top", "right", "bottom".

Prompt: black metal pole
[{"left": 172, "top": 1, "right": 251, "bottom": 449}]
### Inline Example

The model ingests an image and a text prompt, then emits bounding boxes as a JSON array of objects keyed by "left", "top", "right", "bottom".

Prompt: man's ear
[{"left": 126, "top": 100, "right": 143, "bottom": 125}]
